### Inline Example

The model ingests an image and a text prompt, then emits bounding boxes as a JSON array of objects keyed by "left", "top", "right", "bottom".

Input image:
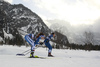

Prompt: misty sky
[
  {"left": 3, "top": 0, "right": 100, "bottom": 44},
  {"left": 4, "top": 0, "right": 100, "bottom": 25}
]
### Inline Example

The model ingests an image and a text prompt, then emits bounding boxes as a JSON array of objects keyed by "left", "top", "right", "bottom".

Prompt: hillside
[{"left": 0, "top": 1, "right": 69, "bottom": 47}]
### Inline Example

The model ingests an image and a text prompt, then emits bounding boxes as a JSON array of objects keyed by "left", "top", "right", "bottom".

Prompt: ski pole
[
  {"left": 24, "top": 51, "right": 31, "bottom": 55},
  {"left": 16, "top": 47, "right": 39, "bottom": 56},
  {"left": 19, "top": 47, "right": 39, "bottom": 56},
  {"left": 16, "top": 49, "right": 30, "bottom": 56},
  {"left": 21, "top": 49, "right": 31, "bottom": 54}
]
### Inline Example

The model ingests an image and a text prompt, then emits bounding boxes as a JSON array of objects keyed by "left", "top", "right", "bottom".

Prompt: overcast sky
[{"left": 4, "top": 0, "right": 100, "bottom": 25}]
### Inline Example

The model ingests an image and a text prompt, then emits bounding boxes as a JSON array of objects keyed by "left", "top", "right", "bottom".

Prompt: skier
[
  {"left": 35, "top": 33, "right": 45, "bottom": 45},
  {"left": 24, "top": 32, "right": 45, "bottom": 58},
  {"left": 44, "top": 33, "right": 55, "bottom": 57}
]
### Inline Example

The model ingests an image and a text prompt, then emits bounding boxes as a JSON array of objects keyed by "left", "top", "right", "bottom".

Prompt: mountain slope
[
  {"left": 0, "top": 1, "right": 50, "bottom": 45},
  {"left": 0, "top": 1, "right": 69, "bottom": 47}
]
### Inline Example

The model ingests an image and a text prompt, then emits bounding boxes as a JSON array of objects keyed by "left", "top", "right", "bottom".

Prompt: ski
[
  {"left": 29, "top": 55, "right": 54, "bottom": 59},
  {"left": 29, "top": 55, "right": 46, "bottom": 59}
]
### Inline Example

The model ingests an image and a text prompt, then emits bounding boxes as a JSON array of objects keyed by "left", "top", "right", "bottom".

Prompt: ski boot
[
  {"left": 48, "top": 53, "right": 54, "bottom": 57},
  {"left": 30, "top": 52, "right": 34, "bottom": 58}
]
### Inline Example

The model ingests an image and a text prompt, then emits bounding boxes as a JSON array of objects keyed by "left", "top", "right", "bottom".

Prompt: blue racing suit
[
  {"left": 44, "top": 34, "right": 53, "bottom": 53},
  {"left": 24, "top": 34, "right": 35, "bottom": 52},
  {"left": 25, "top": 34, "right": 44, "bottom": 52},
  {"left": 34, "top": 36, "right": 41, "bottom": 45}
]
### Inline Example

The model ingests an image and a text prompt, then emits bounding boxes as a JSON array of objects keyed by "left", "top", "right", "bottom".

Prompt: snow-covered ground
[{"left": 0, "top": 45, "right": 100, "bottom": 67}]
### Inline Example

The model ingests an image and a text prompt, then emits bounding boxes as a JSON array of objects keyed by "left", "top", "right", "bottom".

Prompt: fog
[{"left": 46, "top": 19, "right": 100, "bottom": 45}]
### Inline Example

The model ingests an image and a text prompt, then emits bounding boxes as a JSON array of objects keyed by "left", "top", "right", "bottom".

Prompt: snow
[
  {"left": 3, "top": 29, "right": 13, "bottom": 39},
  {"left": 0, "top": 45, "right": 100, "bottom": 67},
  {"left": 0, "top": 36, "right": 3, "bottom": 41}
]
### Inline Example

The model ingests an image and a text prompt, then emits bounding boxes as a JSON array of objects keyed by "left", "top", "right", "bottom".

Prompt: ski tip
[
  {"left": 16, "top": 54, "right": 25, "bottom": 56},
  {"left": 34, "top": 55, "right": 40, "bottom": 58}
]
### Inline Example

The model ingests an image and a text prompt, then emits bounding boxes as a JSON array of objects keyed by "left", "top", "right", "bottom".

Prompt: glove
[{"left": 39, "top": 42, "right": 44, "bottom": 45}]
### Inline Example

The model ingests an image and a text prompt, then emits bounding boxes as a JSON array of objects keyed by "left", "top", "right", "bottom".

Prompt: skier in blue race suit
[
  {"left": 44, "top": 33, "right": 55, "bottom": 57},
  {"left": 24, "top": 32, "right": 45, "bottom": 58}
]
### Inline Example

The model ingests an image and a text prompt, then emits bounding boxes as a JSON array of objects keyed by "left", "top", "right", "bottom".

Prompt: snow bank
[{"left": 0, "top": 45, "right": 100, "bottom": 67}]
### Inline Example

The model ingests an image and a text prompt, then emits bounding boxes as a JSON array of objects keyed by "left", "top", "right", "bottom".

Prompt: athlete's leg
[
  {"left": 25, "top": 35, "right": 35, "bottom": 57},
  {"left": 45, "top": 42, "right": 53, "bottom": 57}
]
